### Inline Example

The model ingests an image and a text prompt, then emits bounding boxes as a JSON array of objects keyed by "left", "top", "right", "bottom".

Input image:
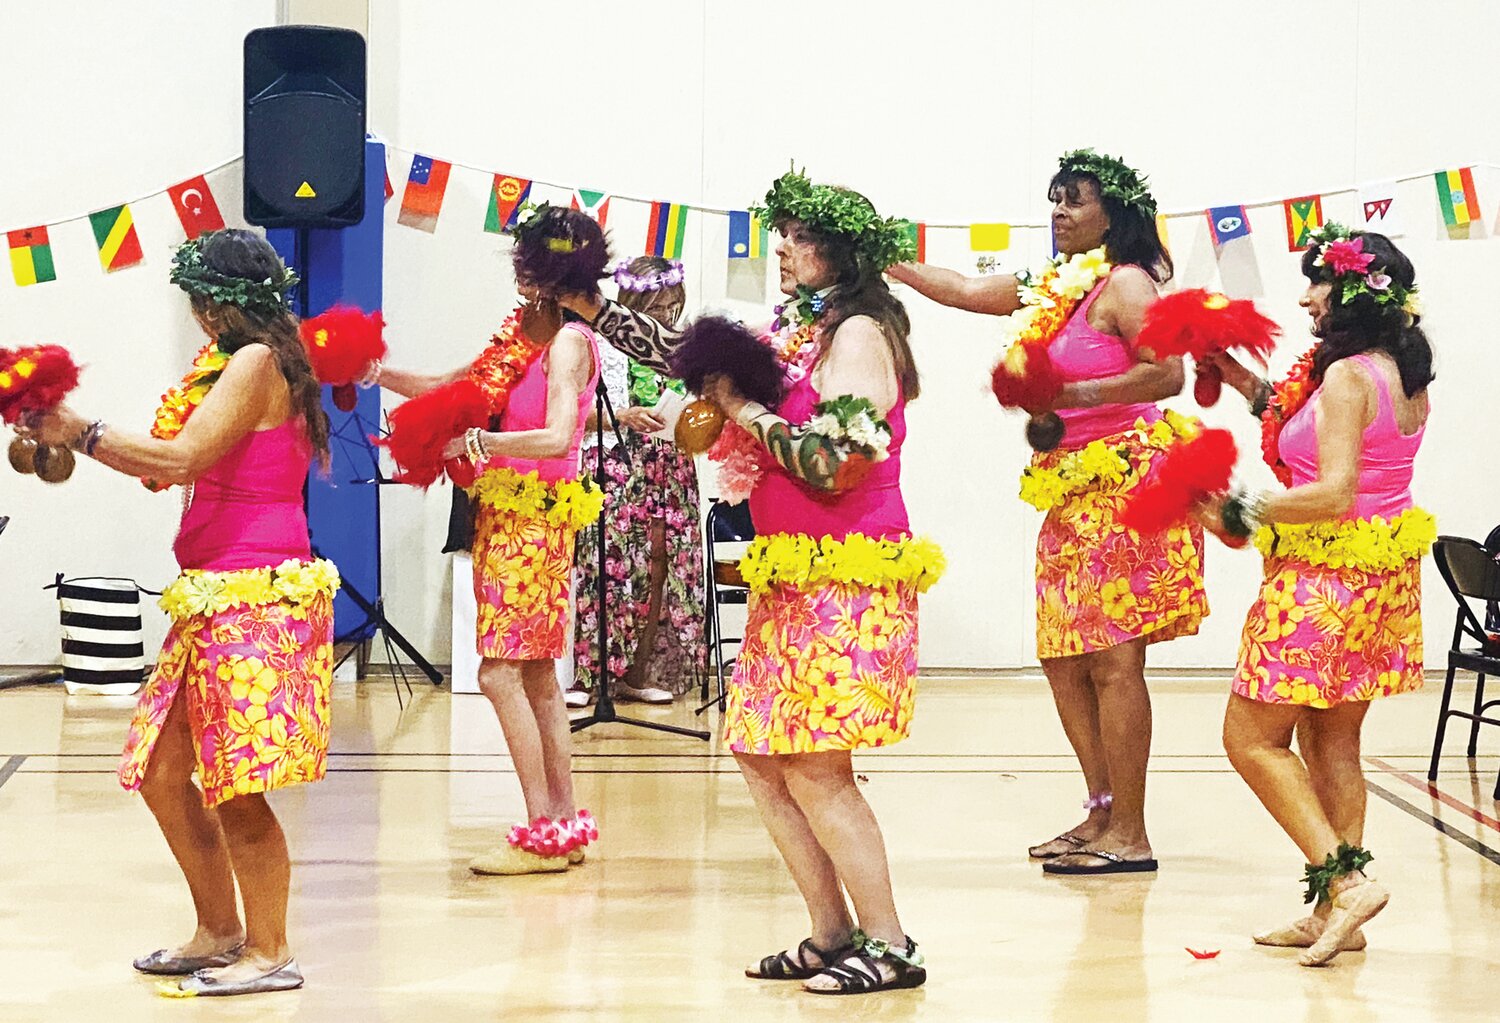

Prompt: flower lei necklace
[
  {"left": 1260, "top": 345, "right": 1318, "bottom": 487},
  {"left": 998, "top": 247, "right": 1113, "bottom": 352},
  {"left": 143, "top": 339, "right": 232, "bottom": 491},
  {"left": 706, "top": 315, "right": 823, "bottom": 504},
  {"left": 468, "top": 307, "right": 550, "bottom": 413}
]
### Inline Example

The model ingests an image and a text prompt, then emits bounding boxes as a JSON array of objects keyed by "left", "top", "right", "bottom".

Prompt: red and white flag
[
  {"left": 167, "top": 175, "right": 226, "bottom": 240},
  {"left": 1357, "top": 181, "right": 1403, "bottom": 237}
]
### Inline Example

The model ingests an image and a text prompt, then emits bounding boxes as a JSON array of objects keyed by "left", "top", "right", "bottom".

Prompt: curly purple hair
[
  {"left": 511, "top": 204, "right": 611, "bottom": 294},
  {"left": 669, "top": 316, "right": 786, "bottom": 409}
]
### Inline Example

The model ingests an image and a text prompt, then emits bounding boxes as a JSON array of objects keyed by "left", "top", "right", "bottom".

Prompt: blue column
[{"left": 268, "top": 139, "right": 384, "bottom": 642}]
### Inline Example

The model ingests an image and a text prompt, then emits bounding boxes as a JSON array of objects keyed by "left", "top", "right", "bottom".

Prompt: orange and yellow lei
[
  {"left": 143, "top": 339, "right": 231, "bottom": 491},
  {"left": 1260, "top": 346, "right": 1317, "bottom": 487},
  {"left": 468, "top": 308, "right": 549, "bottom": 414},
  {"left": 996, "top": 247, "right": 1113, "bottom": 361}
]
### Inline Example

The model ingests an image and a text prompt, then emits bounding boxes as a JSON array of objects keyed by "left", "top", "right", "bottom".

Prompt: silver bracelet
[
  {"left": 1241, "top": 490, "right": 1270, "bottom": 532},
  {"left": 360, "top": 359, "right": 384, "bottom": 389},
  {"left": 464, "top": 427, "right": 488, "bottom": 462}
]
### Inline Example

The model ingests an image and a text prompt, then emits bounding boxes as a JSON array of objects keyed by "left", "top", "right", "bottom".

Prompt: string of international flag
[{"left": 5, "top": 152, "right": 1497, "bottom": 290}]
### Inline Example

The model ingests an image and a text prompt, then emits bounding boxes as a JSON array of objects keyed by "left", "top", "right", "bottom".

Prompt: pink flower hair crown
[
  {"left": 1308, "top": 223, "right": 1421, "bottom": 318},
  {"left": 612, "top": 260, "right": 685, "bottom": 294}
]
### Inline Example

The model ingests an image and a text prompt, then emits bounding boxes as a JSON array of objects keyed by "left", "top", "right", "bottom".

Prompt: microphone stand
[{"left": 570, "top": 377, "right": 709, "bottom": 741}]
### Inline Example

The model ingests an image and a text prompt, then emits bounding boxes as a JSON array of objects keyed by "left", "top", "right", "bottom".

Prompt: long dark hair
[
  {"left": 1048, "top": 170, "right": 1173, "bottom": 284},
  {"left": 1300, "top": 232, "right": 1433, "bottom": 397},
  {"left": 191, "top": 229, "right": 330, "bottom": 462},
  {"left": 789, "top": 202, "right": 920, "bottom": 400}
]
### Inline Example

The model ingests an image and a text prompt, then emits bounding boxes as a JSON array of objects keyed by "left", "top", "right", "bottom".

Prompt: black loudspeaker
[{"left": 244, "top": 26, "right": 366, "bottom": 228}]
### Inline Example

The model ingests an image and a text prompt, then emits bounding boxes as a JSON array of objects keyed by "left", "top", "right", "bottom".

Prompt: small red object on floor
[{"left": 1185, "top": 948, "right": 1221, "bottom": 960}]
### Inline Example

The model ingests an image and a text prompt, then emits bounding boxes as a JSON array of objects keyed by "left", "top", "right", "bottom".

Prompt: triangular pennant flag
[
  {"left": 167, "top": 175, "right": 226, "bottom": 241},
  {"left": 1283, "top": 194, "right": 1324, "bottom": 251},
  {"left": 88, "top": 204, "right": 145, "bottom": 272},
  {"left": 397, "top": 154, "right": 452, "bottom": 232},
  {"left": 484, "top": 175, "right": 533, "bottom": 234},
  {"left": 646, "top": 201, "right": 688, "bottom": 259},
  {"left": 902, "top": 221, "right": 926, "bottom": 263},
  {"left": 969, "top": 223, "right": 1010, "bottom": 251},
  {"left": 8, "top": 226, "right": 57, "bottom": 286},
  {"left": 571, "top": 188, "right": 611, "bottom": 227},
  {"left": 1206, "top": 205, "right": 1251, "bottom": 246},
  {"left": 728, "top": 211, "right": 768, "bottom": 258},
  {"left": 1357, "top": 181, "right": 1402, "bottom": 237},
  {"left": 1434, "top": 168, "right": 1480, "bottom": 228}
]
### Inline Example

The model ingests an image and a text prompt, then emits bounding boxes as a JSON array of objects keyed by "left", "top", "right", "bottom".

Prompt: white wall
[
  {"left": 0, "top": 1, "right": 277, "bottom": 663},
  {"left": 4, "top": 0, "right": 1498, "bottom": 670}
]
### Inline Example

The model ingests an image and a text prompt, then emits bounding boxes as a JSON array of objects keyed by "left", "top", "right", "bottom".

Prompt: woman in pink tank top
[
  {"left": 892, "top": 150, "right": 1206, "bottom": 876},
  {"left": 22, "top": 230, "right": 335, "bottom": 996},
  {"left": 1204, "top": 227, "right": 1433, "bottom": 966},
  {"left": 377, "top": 206, "right": 605, "bottom": 876},
  {"left": 702, "top": 170, "right": 940, "bottom": 996}
]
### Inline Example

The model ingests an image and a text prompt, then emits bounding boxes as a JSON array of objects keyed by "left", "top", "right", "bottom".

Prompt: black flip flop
[{"left": 1042, "top": 850, "right": 1159, "bottom": 875}]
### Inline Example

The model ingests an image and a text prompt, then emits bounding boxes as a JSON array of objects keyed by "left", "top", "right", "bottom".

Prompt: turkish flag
[{"left": 167, "top": 175, "right": 226, "bottom": 240}]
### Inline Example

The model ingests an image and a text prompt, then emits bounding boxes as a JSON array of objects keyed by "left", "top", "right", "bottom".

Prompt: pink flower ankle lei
[{"left": 507, "top": 810, "right": 598, "bottom": 857}]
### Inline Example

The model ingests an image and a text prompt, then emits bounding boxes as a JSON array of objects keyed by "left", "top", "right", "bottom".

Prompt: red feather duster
[
  {"left": 299, "top": 306, "right": 387, "bottom": 386},
  {"left": 376, "top": 378, "right": 490, "bottom": 487},
  {"left": 991, "top": 342, "right": 1064, "bottom": 413},
  {"left": 0, "top": 345, "right": 82, "bottom": 424},
  {"left": 1119, "top": 428, "right": 1238, "bottom": 535},
  {"left": 1136, "top": 289, "right": 1280, "bottom": 363}
]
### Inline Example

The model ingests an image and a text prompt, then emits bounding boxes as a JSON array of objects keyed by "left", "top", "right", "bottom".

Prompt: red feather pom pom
[
  {"left": 1136, "top": 289, "right": 1280, "bottom": 363},
  {"left": 991, "top": 342, "right": 1064, "bottom": 413},
  {"left": 0, "top": 345, "right": 82, "bottom": 423},
  {"left": 299, "top": 306, "right": 387, "bottom": 386},
  {"left": 1119, "top": 428, "right": 1238, "bottom": 535},
  {"left": 376, "top": 378, "right": 489, "bottom": 487}
]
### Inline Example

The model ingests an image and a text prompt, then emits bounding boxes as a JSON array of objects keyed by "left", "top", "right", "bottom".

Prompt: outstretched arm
[
  {"left": 27, "top": 345, "right": 281, "bottom": 487},
  {"left": 557, "top": 291, "right": 683, "bottom": 374},
  {"left": 375, "top": 362, "right": 470, "bottom": 399},
  {"left": 887, "top": 262, "right": 1022, "bottom": 316}
]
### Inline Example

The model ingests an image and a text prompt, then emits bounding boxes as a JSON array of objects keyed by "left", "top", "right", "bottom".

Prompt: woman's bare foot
[
  {"left": 1028, "top": 809, "right": 1110, "bottom": 859},
  {"left": 191, "top": 948, "right": 292, "bottom": 987}
]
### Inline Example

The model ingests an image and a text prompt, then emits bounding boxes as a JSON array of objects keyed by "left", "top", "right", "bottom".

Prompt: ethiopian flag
[
  {"left": 8, "top": 226, "right": 57, "bottom": 286},
  {"left": 88, "top": 204, "right": 145, "bottom": 272},
  {"left": 646, "top": 201, "right": 687, "bottom": 259},
  {"left": 1434, "top": 168, "right": 1481, "bottom": 227}
]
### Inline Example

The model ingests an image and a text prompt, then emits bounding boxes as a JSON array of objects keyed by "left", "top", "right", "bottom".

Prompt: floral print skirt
[
  {"left": 724, "top": 579, "right": 919, "bottom": 755},
  {"left": 1233, "top": 554, "right": 1423, "bottom": 707},
  {"left": 118, "top": 592, "right": 334, "bottom": 808},
  {"left": 1034, "top": 473, "right": 1209, "bottom": 660},
  {"left": 473, "top": 501, "right": 579, "bottom": 660},
  {"left": 573, "top": 436, "right": 706, "bottom": 694}
]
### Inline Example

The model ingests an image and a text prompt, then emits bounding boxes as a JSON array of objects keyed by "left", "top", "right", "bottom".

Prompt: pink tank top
[
  {"left": 1277, "top": 353, "right": 1425, "bottom": 521},
  {"left": 174, "top": 419, "right": 313, "bottom": 572},
  {"left": 749, "top": 370, "right": 910, "bottom": 541},
  {"left": 1050, "top": 270, "right": 1160, "bottom": 447},
  {"left": 484, "top": 322, "right": 600, "bottom": 483}
]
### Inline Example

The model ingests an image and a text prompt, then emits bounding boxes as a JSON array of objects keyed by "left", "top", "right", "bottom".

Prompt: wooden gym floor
[{"left": 2, "top": 674, "right": 1498, "bottom": 1022}]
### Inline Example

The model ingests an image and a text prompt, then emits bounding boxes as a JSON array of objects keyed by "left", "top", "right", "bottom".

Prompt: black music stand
[{"left": 570, "top": 377, "right": 709, "bottom": 741}]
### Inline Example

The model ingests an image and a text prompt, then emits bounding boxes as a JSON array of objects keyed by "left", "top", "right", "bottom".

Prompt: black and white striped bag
[{"left": 53, "top": 576, "right": 148, "bottom": 696}]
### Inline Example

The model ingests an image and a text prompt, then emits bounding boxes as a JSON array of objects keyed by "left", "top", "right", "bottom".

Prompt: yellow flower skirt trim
[
  {"left": 158, "top": 558, "right": 341, "bottom": 623},
  {"left": 467, "top": 466, "right": 605, "bottom": 531},
  {"left": 738, "top": 533, "right": 946, "bottom": 595},
  {"left": 1019, "top": 410, "right": 1200, "bottom": 512},
  {"left": 1254, "top": 507, "right": 1436, "bottom": 573}
]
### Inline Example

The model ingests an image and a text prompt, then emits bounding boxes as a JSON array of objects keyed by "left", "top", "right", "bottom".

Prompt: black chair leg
[
  {"left": 1468, "top": 673, "right": 1487, "bottom": 758},
  {"left": 1429, "top": 664, "right": 1460, "bottom": 781}
]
